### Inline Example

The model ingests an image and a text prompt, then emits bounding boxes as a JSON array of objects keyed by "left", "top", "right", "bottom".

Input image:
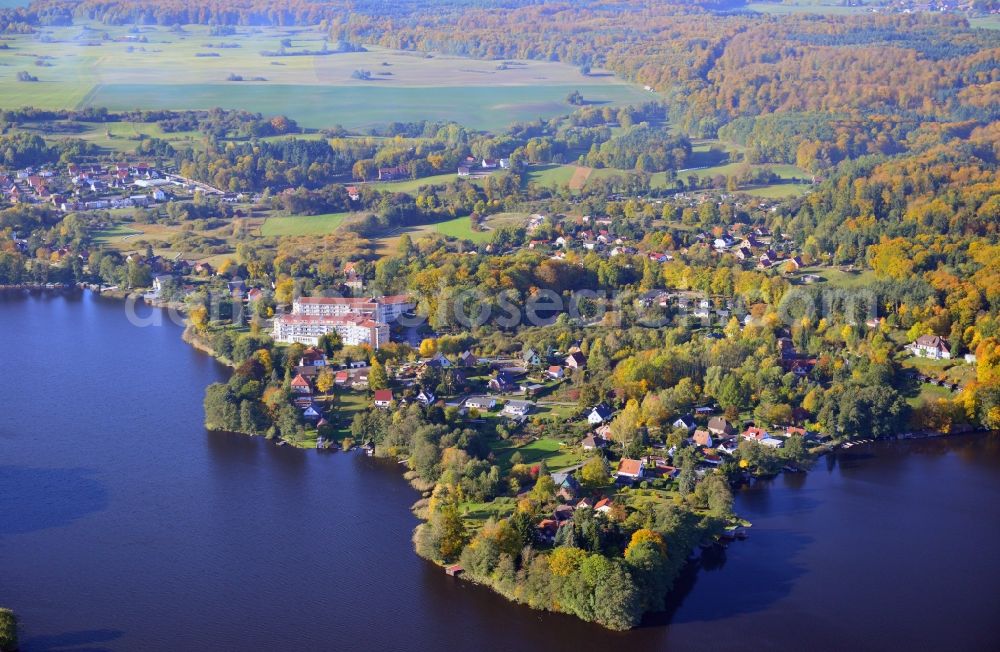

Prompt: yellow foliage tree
[
  {"left": 419, "top": 338, "right": 438, "bottom": 358},
  {"left": 188, "top": 305, "right": 208, "bottom": 331},
  {"left": 550, "top": 546, "right": 588, "bottom": 577},
  {"left": 316, "top": 367, "right": 335, "bottom": 395},
  {"left": 274, "top": 277, "right": 295, "bottom": 305},
  {"left": 625, "top": 528, "right": 666, "bottom": 558},
  {"left": 975, "top": 338, "right": 1000, "bottom": 385}
]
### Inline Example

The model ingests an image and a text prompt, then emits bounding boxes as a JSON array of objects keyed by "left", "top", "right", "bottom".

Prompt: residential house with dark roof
[
  {"left": 489, "top": 370, "right": 519, "bottom": 392},
  {"left": 673, "top": 414, "right": 696, "bottom": 432},
  {"left": 588, "top": 403, "right": 613, "bottom": 425},
  {"left": 908, "top": 334, "right": 951, "bottom": 360},
  {"left": 551, "top": 472, "right": 581, "bottom": 501},
  {"left": 708, "top": 416, "right": 735, "bottom": 437},
  {"left": 581, "top": 434, "right": 609, "bottom": 451}
]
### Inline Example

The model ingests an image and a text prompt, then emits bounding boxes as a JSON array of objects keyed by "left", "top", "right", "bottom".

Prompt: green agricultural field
[
  {"left": 371, "top": 171, "right": 469, "bottom": 193},
  {"left": 769, "top": 164, "right": 812, "bottom": 180},
  {"left": 524, "top": 163, "right": 576, "bottom": 188},
  {"left": 79, "top": 82, "right": 648, "bottom": 132},
  {"left": 970, "top": 15, "right": 1000, "bottom": 30},
  {"left": 519, "top": 158, "right": 810, "bottom": 194},
  {"left": 258, "top": 212, "right": 350, "bottom": 236},
  {"left": 790, "top": 266, "right": 876, "bottom": 288},
  {"left": 683, "top": 161, "right": 810, "bottom": 182},
  {"left": 742, "top": 183, "right": 812, "bottom": 198},
  {"left": 747, "top": 1, "right": 870, "bottom": 15},
  {"left": 433, "top": 215, "right": 492, "bottom": 242},
  {"left": 0, "top": 22, "right": 651, "bottom": 132},
  {"left": 91, "top": 224, "right": 143, "bottom": 244},
  {"left": 371, "top": 214, "right": 494, "bottom": 252},
  {"left": 486, "top": 212, "right": 531, "bottom": 229},
  {"left": 25, "top": 120, "right": 205, "bottom": 154}
]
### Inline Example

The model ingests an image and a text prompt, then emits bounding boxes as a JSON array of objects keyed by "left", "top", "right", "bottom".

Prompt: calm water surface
[{"left": 2, "top": 292, "right": 999, "bottom": 651}]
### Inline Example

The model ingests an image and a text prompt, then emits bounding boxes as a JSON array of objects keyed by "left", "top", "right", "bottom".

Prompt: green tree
[
  {"left": 0, "top": 608, "right": 16, "bottom": 652},
  {"left": 580, "top": 455, "right": 610, "bottom": 487},
  {"left": 530, "top": 472, "right": 556, "bottom": 504},
  {"left": 436, "top": 502, "right": 467, "bottom": 562},
  {"left": 318, "top": 331, "right": 343, "bottom": 357},
  {"left": 676, "top": 446, "right": 697, "bottom": 496}
]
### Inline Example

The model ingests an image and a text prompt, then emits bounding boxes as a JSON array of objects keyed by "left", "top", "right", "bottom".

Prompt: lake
[{"left": 2, "top": 291, "right": 999, "bottom": 651}]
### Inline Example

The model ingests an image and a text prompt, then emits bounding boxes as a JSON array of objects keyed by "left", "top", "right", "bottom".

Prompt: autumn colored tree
[
  {"left": 316, "top": 367, "right": 335, "bottom": 395},
  {"left": 368, "top": 358, "right": 389, "bottom": 390},
  {"left": 580, "top": 455, "right": 610, "bottom": 487}
]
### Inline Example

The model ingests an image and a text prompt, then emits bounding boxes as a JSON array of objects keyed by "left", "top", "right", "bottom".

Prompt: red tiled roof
[
  {"left": 277, "top": 313, "right": 381, "bottom": 326},
  {"left": 616, "top": 458, "right": 642, "bottom": 476}
]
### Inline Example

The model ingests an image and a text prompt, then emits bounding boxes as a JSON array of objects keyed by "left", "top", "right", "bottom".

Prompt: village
[{"left": 0, "top": 160, "right": 245, "bottom": 213}]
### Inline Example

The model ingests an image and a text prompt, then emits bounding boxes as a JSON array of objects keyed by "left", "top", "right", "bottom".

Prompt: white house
[
  {"left": 673, "top": 415, "right": 696, "bottom": 432},
  {"left": 151, "top": 275, "right": 173, "bottom": 294},
  {"left": 465, "top": 396, "right": 496, "bottom": 411},
  {"left": 502, "top": 400, "right": 534, "bottom": 417},
  {"left": 908, "top": 334, "right": 951, "bottom": 360},
  {"left": 373, "top": 389, "right": 394, "bottom": 408},
  {"left": 588, "top": 404, "right": 613, "bottom": 425}
]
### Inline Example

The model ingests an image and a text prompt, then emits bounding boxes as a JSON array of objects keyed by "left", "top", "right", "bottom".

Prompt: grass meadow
[
  {"left": 747, "top": 1, "right": 870, "bottom": 15},
  {"left": 258, "top": 212, "right": 351, "bottom": 237}
]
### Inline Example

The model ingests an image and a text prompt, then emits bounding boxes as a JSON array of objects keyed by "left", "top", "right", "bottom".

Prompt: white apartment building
[{"left": 272, "top": 314, "right": 388, "bottom": 348}]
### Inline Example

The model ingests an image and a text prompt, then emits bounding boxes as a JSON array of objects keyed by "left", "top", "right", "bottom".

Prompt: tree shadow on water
[
  {"left": 641, "top": 529, "right": 813, "bottom": 627},
  {"left": 22, "top": 628, "right": 123, "bottom": 652},
  {"left": 0, "top": 466, "right": 108, "bottom": 537}
]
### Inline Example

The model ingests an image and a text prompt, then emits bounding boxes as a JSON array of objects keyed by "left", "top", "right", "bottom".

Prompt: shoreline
[{"left": 5, "top": 288, "right": 994, "bottom": 632}]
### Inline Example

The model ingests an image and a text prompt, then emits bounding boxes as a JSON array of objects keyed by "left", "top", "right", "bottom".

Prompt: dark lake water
[{"left": 2, "top": 291, "right": 999, "bottom": 651}]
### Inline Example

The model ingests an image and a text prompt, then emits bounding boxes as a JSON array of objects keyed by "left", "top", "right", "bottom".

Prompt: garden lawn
[
  {"left": 259, "top": 212, "right": 350, "bottom": 236},
  {"left": 433, "top": 215, "right": 493, "bottom": 242},
  {"left": 490, "top": 436, "right": 582, "bottom": 472}
]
